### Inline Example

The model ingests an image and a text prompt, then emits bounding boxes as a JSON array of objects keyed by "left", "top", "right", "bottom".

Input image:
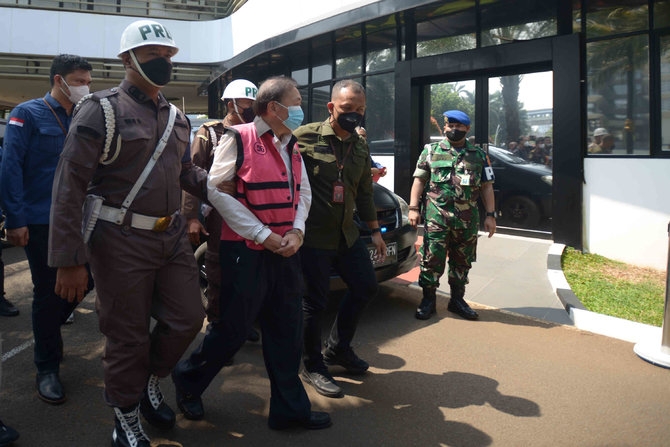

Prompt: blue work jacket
[{"left": 0, "top": 92, "right": 70, "bottom": 228}]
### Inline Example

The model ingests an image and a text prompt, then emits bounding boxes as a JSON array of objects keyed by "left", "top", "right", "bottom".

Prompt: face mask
[
  {"left": 129, "top": 50, "right": 173, "bottom": 87},
  {"left": 234, "top": 100, "right": 255, "bottom": 123},
  {"left": 59, "top": 78, "right": 89, "bottom": 104},
  {"left": 446, "top": 129, "right": 467, "bottom": 142},
  {"left": 335, "top": 111, "right": 363, "bottom": 133},
  {"left": 276, "top": 102, "right": 304, "bottom": 131}
]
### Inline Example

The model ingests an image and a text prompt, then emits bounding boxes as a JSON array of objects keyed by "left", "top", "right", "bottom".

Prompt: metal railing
[
  {"left": 0, "top": 0, "right": 247, "bottom": 21},
  {"left": 0, "top": 55, "right": 215, "bottom": 84}
]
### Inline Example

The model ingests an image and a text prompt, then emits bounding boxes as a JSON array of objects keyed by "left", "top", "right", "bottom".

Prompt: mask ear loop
[
  {"left": 232, "top": 100, "right": 245, "bottom": 123},
  {"left": 129, "top": 49, "right": 161, "bottom": 88},
  {"left": 58, "top": 76, "right": 72, "bottom": 102}
]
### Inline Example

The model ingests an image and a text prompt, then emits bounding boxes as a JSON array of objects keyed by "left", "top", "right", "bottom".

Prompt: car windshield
[{"left": 489, "top": 147, "right": 528, "bottom": 165}]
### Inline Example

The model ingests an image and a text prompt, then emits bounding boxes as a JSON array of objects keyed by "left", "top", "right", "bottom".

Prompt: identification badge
[
  {"left": 460, "top": 174, "right": 470, "bottom": 186},
  {"left": 332, "top": 179, "right": 345, "bottom": 203}
]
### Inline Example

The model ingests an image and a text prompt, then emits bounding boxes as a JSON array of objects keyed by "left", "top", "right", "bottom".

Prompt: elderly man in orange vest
[{"left": 172, "top": 76, "right": 331, "bottom": 430}]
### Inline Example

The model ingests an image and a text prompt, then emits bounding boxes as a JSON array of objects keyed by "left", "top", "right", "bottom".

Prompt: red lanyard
[{"left": 329, "top": 140, "right": 353, "bottom": 180}]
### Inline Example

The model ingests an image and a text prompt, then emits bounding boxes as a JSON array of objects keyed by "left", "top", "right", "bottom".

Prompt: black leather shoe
[
  {"left": 0, "top": 419, "right": 19, "bottom": 446},
  {"left": 447, "top": 298, "right": 479, "bottom": 320},
  {"left": 323, "top": 346, "right": 369, "bottom": 375},
  {"left": 36, "top": 372, "right": 65, "bottom": 405},
  {"left": 0, "top": 297, "right": 18, "bottom": 317},
  {"left": 300, "top": 370, "right": 343, "bottom": 398},
  {"left": 268, "top": 411, "right": 332, "bottom": 430},
  {"left": 415, "top": 288, "right": 436, "bottom": 320},
  {"left": 139, "top": 375, "right": 175, "bottom": 430},
  {"left": 172, "top": 371, "right": 204, "bottom": 420},
  {"left": 247, "top": 328, "right": 260, "bottom": 342}
]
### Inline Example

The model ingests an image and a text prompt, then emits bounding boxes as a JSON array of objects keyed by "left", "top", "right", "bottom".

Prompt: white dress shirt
[{"left": 207, "top": 116, "right": 311, "bottom": 245}]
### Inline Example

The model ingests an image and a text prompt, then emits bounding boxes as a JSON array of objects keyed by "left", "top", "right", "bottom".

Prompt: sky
[{"left": 491, "top": 70, "right": 554, "bottom": 111}]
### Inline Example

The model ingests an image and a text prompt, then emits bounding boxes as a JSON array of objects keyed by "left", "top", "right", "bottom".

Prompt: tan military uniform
[
  {"left": 48, "top": 80, "right": 207, "bottom": 408},
  {"left": 182, "top": 113, "right": 242, "bottom": 321}
]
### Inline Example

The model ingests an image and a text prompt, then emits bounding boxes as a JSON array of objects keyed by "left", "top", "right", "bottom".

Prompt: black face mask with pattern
[{"left": 336, "top": 112, "right": 363, "bottom": 133}]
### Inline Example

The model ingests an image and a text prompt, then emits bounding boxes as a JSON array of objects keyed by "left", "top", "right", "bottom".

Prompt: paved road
[{"left": 1, "top": 246, "right": 669, "bottom": 446}]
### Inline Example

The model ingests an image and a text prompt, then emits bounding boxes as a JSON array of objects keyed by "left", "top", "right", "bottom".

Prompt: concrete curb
[{"left": 547, "top": 243, "right": 662, "bottom": 345}]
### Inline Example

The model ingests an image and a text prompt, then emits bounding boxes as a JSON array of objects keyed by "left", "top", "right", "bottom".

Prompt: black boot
[
  {"left": 447, "top": 285, "right": 478, "bottom": 320},
  {"left": 139, "top": 374, "right": 176, "bottom": 430},
  {"left": 0, "top": 419, "right": 19, "bottom": 446},
  {"left": 415, "top": 288, "right": 437, "bottom": 320},
  {"left": 112, "top": 404, "right": 151, "bottom": 447}
]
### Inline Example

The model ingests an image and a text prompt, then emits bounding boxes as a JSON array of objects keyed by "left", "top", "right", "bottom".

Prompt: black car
[
  {"left": 194, "top": 182, "right": 418, "bottom": 299},
  {"left": 486, "top": 146, "right": 552, "bottom": 228},
  {"left": 330, "top": 182, "right": 418, "bottom": 290}
]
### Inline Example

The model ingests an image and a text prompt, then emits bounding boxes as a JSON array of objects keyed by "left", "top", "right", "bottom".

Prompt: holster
[{"left": 81, "top": 194, "right": 104, "bottom": 243}]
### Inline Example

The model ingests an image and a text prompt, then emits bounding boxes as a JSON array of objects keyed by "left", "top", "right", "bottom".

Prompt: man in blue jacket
[{"left": 0, "top": 54, "right": 92, "bottom": 405}]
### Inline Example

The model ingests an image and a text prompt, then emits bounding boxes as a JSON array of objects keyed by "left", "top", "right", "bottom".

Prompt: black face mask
[
  {"left": 138, "top": 57, "right": 173, "bottom": 86},
  {"left": 240, "top": 106, "right": 255, "bottom": 123},
  {"left": 336, "top": 112, "right": 363, "bottom": 133},
  {"left": 446, "top": 129, "right": 467, "bottom": 142}
]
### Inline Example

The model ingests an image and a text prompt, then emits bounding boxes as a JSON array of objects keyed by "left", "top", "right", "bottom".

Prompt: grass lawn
[{"left": 561, "top": 247, "right": 667, "bottom": 326}]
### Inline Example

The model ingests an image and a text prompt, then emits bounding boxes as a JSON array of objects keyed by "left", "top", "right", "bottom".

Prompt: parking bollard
[{"left": 633, "top": 222, "right": 670, "bottom": 368}]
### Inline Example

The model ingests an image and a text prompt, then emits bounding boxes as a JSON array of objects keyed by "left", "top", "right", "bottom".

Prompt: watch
[
  {"left": 486, "top": 211, "right": 497, "bottom": 218},
  {"left": 370, "top": 227, "right": 381, "bottom": 234}
]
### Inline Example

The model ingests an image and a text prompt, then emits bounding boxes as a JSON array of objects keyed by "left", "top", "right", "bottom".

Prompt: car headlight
[
  {"left": 396, "top": 194, "right": 410, "bottom": 226},
  {"left": 541, "top": 175, "right": 552, "bottom": 186}
]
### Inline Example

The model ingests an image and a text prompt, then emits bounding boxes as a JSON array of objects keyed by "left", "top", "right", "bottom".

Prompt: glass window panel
[
  {"left": 365, "top": 73, "right": 395, "bottom": 144},
  {"left": 415, "top": 1, "right": 476, "bottom": 57},
  {"left": 585, "top": 0, "right": 648, "bottom": 38},
  {"left": 335, "top": 25, "right": 362, "bottom": 78},
  {"left": 298, "top": 87, "right": 309, "bottom": 122},
  {"left": 312, "top": 34, "right": 333, "bottom": 83},
  {"left": 655, "top": 1, "right": 670, "bottom": 28},
  {"left": 310, "top": 85, "right": 331, "bottom": 124},
  {"left": 366, "top": 15, "right": 397, "bottom": 72},
  {"left": 481, "top": 0, "right": 557, "bottom": 47},
  {"left": 587, "top": 35, "right": 650, "bottom": 155},
  {"left": 661, "top": 36, "right": 670, "bottom": 151},
  {"left": 287, "top": 40, "right": 310, "bottom": 85},
  {"left": 488, "top": 72, "right": 553, "bottom": 231},
  {"left": 488, "top": 72, "right": 553, "bottom": 154},
  {"left": 427, "top": 80, "right": 476, "bottom": 139}
]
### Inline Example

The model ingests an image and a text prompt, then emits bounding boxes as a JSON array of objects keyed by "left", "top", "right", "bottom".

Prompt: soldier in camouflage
[{"left": 408, "top": 110, "right": 496, "bottom": 320}]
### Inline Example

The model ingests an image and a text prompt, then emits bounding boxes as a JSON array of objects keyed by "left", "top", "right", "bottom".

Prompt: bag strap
[{"left": 112, "top": 104, "right": 178, "bottom": 224}]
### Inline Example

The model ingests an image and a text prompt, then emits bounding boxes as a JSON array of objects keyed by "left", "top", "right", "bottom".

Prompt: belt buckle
[{"left": 152, "top": 215, "right": 172, "bottom": 232}]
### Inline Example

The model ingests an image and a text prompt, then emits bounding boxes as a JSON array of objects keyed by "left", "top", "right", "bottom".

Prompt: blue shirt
[{"left": 0, "top": 92, "right": 70, "bottom": 228}]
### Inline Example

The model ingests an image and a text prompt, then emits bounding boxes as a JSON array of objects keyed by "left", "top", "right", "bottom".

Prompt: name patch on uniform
[
  {"left": 9, "top": 117, "right": 24, "bottom": 127},
  {"left": 254, "top": 141, "right": 266, "bottom": 155}
]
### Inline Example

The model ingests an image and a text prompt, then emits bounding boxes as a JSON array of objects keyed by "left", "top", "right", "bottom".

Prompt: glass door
[
  {"left": 423, "top": 71, "right": 553, "bottom": 233},
  {"left": 487, "top": 71, "right": 553, "bottom": 231}
]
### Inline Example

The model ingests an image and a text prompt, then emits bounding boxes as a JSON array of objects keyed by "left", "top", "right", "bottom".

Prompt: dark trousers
[
  {"left": 176, "top": 241, "right": 310, "bottom": 423},
  {"left": 89, "top": 219, "right": 204, "bottom": 408},
  {"left": 301, "top": 237, "right": 378, "bottom": 372},
  {"left": 1, "top": 242, "right": 5, "bottom": 298},
  {"left": 24, "top": 224, "right": 91, "bottom": 374}
]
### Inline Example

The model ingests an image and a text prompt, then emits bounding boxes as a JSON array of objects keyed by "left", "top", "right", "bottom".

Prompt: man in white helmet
[
  {"left": 182, "top": 79, "right": 258, "bottom": 327},
  {"left": 47, "top": 19, "right": 210, "bottom": 447}
]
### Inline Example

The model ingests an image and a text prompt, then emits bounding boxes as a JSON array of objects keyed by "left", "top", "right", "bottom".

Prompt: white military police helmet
[
  {"left": 118, "top": 19, "right": 179, "bottom": 56},
  {"left": 221, "top": 79, "right": 258, "bottom": 101}
]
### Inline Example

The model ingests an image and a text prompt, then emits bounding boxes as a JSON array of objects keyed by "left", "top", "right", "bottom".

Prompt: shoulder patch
[{"left": 203, "top": 120, "right": 223, "bottom": 128}]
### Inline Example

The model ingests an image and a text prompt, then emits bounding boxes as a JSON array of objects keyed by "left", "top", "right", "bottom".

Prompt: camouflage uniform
[{"left": 414, "top": 139, "right": 494, "bottom": 290}]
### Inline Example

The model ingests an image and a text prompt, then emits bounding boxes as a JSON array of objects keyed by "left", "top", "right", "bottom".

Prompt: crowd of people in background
[{"left": 505, "top": 134, "right": 553, "bottom": 166}]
